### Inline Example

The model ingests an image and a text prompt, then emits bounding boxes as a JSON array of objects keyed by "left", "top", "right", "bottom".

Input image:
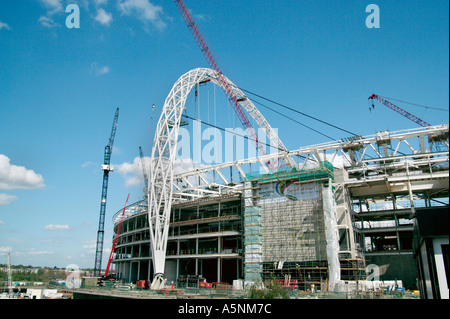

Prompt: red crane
[
  {"left": 369, "top": 94, "right": 431, "bottom": 127},
  {"left": 104, "top": 193, "right": 130, "bottom": 277},
  {"left": 173, "top": 0, "right": 267, "bottom": 157}
]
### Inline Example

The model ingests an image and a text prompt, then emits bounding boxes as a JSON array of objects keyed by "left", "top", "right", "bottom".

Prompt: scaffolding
[
  {"left": 244, "top": 162, "right": 351, "bottom": 291},
  {"left": 243, "top": 182, "right": 263, "bottom": 284},
  {"left": 261, "top": 180, "right": 331, "bottom": 290}
]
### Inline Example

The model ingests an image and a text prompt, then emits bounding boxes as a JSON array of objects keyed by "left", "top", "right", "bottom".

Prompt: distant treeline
[{"left": 0, "top": 265, "right": 93, "bottom": 283}]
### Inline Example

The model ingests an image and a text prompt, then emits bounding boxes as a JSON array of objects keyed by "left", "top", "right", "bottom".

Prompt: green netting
[{"left": 246, "top": 161, "right": 334, "bottom": 183}]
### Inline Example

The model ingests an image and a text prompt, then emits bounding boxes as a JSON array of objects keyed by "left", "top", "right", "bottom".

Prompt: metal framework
[
  {"left": 94, "top": 108, "right": 119, "bottom": 276},
  {"left": 112, "top": 95, "right": 446, "bottom": 289},
  {"left": 171, "top": 124, "right": 449, "bottom": 201},
  {"left": 147, "top": 68, "right": 290, "bottom": 288},
  {"left": 369, "top": 94, "right": 431, "bottom": 127}
]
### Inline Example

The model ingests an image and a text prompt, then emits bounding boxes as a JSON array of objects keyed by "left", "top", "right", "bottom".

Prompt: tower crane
[
  {"left": 173, "top": 0, "right": 292, "bottom": 167},
  {"left": 369, "top": 94, "right": 431, "bottom": 127},
  {"left": 94, "top": 108, "right": 119, "bottom": 276}
]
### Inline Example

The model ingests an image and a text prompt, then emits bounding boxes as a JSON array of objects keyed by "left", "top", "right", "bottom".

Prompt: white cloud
[
  {"left": 82, "top": 241, "right": 97, "bottom": 254},
  {"left": 187, "top": 9, "right": 209, "bottom": 22},
  {"left": 44, "top": 224, "right": 70, "bottom": 231},
  {"left": 90, "top": 63, "right": 110, "bottom": 76},
  {"left": 95, "top": 8, "right": 113, "bottom": 26},
  {"left": 98, "top": 66, "right": 110, "bottom": 75},
  {"left": 0, "top": 193, "right": 18, "bottom": 206},
  {"left": 82, "top": 244, "right": 96, "bottom": 249},
  {"left": 81, "top": 161, "right": 98, "bottom": 168},
  {"left": 118, "top": 0, "right": 166, "bottom": 29},
  {"left": 38, "top": 16, "right": 60, "bottom": 28},
  {"left": 0, "top": 220, "right": 5, "bottom": 225},
  {"left": 0, "top": 155, "right": 45, "bottom": 191},
  {"left": 37, "top": 0, "right": 65, "bottom": 29},
  {"left": 115, "top": 156, "right": 148, "bottom": 187},
  {"left": 38, "top": 0, "right": 64, "bottom": 14},
  {"left": 0, "top": 246, "right": 12, "bottom": 254},
  {"left": 94, "top": 0, "right": 108, "bottom": 6},
  {"left": 28, "top": 248, "right": 54, "bottom": 255},
  {"left": 0, "top": 21, "right": 11, "bottom": 31},
  {"left": 115, "top": 156, "right": 205, "bottom": 187},
  {"left": 173, "top": 158, "right": 206, "bottom": 175}
]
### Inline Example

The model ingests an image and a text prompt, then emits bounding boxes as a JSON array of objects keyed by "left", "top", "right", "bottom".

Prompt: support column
[
  {"left": 128, "top": 262, "right": 132, "bottom": 283},
  {"left": 406, "top": 161, "right": 416, "bottom": 215},
  {"left": 195, "top": 238, "right": 199, "bottom": 275},
  {"left": 195, "top": 258, "right": 198, "bottom": 276},
  {"left": 136, "top": 260, "right": 141, "bottom": 280},
  {"left": 217, "top": 258, "right": 221, "bottom": 282},
  {"left": 394, "top": 212, "right": 401, "bottom": 250},
  {"left": 407, "top": 179, "right": 416, "bottom": 215}
]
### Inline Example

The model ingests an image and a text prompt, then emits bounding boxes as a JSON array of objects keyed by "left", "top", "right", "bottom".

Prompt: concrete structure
[
  {"left": 109, "top": 68, "right": 449, "bottom": 293},
  {"left": 110, "top": 125, "right": 449, "bottom": 291},
  {"left": 242, "top": 162, "right": 363, "bottom": 291},
  {"left": 25, "top": 288, "right": 62, "bottom": 299},
  {"left": 113, "top": 194, "right": 243, "bottom": 285}
]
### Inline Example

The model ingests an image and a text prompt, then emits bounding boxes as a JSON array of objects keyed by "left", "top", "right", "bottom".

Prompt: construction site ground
[{"left": 70, "top": 286, "right": 420, "bottom": 300}]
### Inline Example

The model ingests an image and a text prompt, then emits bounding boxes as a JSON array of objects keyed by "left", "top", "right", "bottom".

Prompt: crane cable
[
  {"left": 181, "top": 114, "right": 292, "bottom": 154},
  {"left": 149, "top": 104, "right": 156, "bottom": 132},
  {"left": 240, "top": 87, "right": 360, "bottom": 138},
  {"left": 378, "top": 95, "right": 449, "bottom": 112},
  {"left": 249, "top": 97, "right": 336, "bottom": 141}
]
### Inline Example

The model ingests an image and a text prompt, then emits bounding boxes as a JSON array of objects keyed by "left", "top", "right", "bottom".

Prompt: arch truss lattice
[{"left": 147, "top": 68, "right": 292, "bottom": 288}]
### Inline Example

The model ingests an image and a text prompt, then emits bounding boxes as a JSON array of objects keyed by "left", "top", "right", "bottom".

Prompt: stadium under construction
[
  {"left": 88, "top": 2, "right": 449, "bottom": 298},
  {"left": 103, "top": 68, "right": 449, "bottom": 295}
]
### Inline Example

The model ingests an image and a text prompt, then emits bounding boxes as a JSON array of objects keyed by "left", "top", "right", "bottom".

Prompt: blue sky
[{"left": 0, "top": 0, "right": 448, "bottom": 269}]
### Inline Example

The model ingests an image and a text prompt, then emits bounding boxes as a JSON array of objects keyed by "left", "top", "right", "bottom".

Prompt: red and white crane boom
[{"left": 369, "top": 94, "right": 431, "bottom": 127}]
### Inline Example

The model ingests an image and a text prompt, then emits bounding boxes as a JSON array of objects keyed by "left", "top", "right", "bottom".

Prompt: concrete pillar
[
  {"left": 137, "top": 261, "right": 141, "bottom": 281},
  {"left": 195, "top": 239, "right": 199, "bottom": 275},
  {"left": 407, "top": 179, "right": 416, "bottom": 215},
  {"left": 128, "top": 262, "right": 132, "bottom": 283},
  {"left": 217, "top": 258, "right": 221, "bottom": 282},
  {"left": 195, "top": 258, "right": 198, "bottom": 275}
]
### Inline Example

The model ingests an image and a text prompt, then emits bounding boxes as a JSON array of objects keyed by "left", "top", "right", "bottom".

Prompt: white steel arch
[{"left": 148, "top": 68, "right": 290, "bottom": 288}]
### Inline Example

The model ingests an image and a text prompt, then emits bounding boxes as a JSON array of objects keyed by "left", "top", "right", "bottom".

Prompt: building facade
[
  {"left": 111, "top": 163, "right": 366, "bottom": 290},
  {"left": 110, "top": 125, "right": 449, "bottom": 292}
]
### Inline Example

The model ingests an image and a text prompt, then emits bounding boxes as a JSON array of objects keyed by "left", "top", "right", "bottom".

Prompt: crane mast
[
  {"left": 369, "top": 94, "right": 431, "bottom": 127},
  {"left": 94, "top": 108, "right": 119, "bottom": 276}
]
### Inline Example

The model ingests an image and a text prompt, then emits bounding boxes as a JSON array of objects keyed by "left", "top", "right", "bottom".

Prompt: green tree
[{"left": 249, "top": 275, "right": 290, "bottom": 299}]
